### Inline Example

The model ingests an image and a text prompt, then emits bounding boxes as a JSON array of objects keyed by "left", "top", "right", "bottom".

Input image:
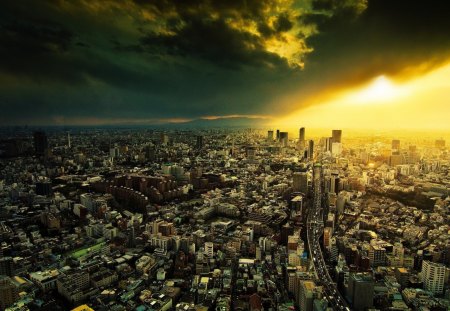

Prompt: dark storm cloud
[
  {"left": 0, "top": 0, "right": 449, "bottom": 125},
  {"left": 300, "top": 0, "right": 450, "bottom": 89},
  {"left": 0, "top": 0, "right": 319, "bottom": 125}
]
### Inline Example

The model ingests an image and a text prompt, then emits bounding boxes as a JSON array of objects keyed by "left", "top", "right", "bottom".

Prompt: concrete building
[{"left": 422, "top": 260, "right": 445, "bottom": 294}]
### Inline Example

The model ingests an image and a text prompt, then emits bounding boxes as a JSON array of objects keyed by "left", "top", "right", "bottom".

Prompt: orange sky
[{"left": 273, "top": 61, "right": 450, "bottom": 130}]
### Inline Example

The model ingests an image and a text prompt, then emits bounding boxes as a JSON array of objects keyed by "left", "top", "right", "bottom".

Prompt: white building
[{"left": 422, "top": 260, "right": 445, "bottom": 294}]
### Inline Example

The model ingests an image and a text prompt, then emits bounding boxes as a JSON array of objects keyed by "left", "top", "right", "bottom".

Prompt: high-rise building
[
  {"left": 347, "top": 273, "right": 374, "bottom": 311},
  {"left": 322, "top": 137, "right": 332, "bottom": 152},
  {"left": 196, "top": 135, "right": 204, "bottom": 149},
  {"left": 331, "top": 142, "right": 342, "bottom": 157},
  {"left": 368, "top": 245, "right": 386, "bottom": 267},
  {"left": 298, "top": 280, "right": 317, "bottom": 311},
  {"left": 422, "top": 260, "right": 445, "bottom": 294},
  {"left": 161, "top": 133, "right": 169, "bottom": 145},
  {"left": 279, "top": 132, "right": 289, "bottom": 147},
  {"left": 204, "top": 242, "right": 214, "bottom": 258},
  {"left": 276, "top": 129, "right": 280, "bottom": 140},
  {"left": 392, "top": 139, "right": 400, "bottom": 152},
  {"left": 33, "top": 131, "right": 48, "bottom": 156},
  {"left": 0, "top": 275, "right": 19, "bottom": 310},
  {"left": 308, "top": 140, "right": 314, "bottom": 160},
  {"left": 267, "top": 130, "right": 274, "bottom": 142},
  {"left": 293, "top": 172, "right": 308, "bottom": 194},
  {"left": 394, "top": 268, "right": 410, "bottom": 288},
  {"left": 298, "top": 127, "right": 306, "bottom": 150},
  {"left": 330, "top": 173, "right": 340, "bottom": 194},
  {"left": 109, "top": 146, "right": 120, "bottom": 158},
  {"left": 323, "top": 227, "right": 332, "bottom": 250},
  {"left": 246, "top": 146, "right": 256, "bottom": 160},
  {"left": 299, "top": 127, "right": 305, "bottom": 142},
  {"left": 332, "top": 130, "right": 342, "bottom": 144}
]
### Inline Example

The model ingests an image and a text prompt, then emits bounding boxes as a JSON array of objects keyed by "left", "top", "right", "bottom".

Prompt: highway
[{"left": 307, "top": 163, "right": 349, "bottom": 311}]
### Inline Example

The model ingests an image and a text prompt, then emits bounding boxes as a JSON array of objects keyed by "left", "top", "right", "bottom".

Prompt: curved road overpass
[{"left": 307, "top": 163, "right": 349, "bottom": 311}]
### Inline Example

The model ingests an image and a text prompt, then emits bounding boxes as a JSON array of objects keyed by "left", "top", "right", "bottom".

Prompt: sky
[{"left": 0, "top": 0, "right": 449, "bottom": 129}]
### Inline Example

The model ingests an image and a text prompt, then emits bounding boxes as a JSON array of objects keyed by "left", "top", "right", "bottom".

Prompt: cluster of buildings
[{"left": 0, "top": 127, "right": 448, "bottom": 310}]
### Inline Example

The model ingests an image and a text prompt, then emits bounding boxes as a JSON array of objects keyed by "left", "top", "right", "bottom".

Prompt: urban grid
[{"left": 0, "top": 128, "right": 448, "bottom": 311}]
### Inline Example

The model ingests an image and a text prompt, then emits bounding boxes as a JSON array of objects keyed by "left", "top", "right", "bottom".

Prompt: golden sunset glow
[
  {"left": 274, "top": 61, "right": 450, "bottom": 130},
  {"left": 348, "top": 75, "right": 399, "bottom": 104}
]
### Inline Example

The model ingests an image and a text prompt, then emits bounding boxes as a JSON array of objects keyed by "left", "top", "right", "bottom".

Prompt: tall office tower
[
  {"left": 293, "top": 172, "right": 308, "bottom": 194},
  {"left": 299, "top": 127, "right": 305, "bottom": 142},
  {"left": 392, "top": 139, "right": 400, "bottom": 151},
  {"left": 308, "top": 140, "right": 314, "bottom": 160},
  {"left": 161, "top": 133, "right": 169, "bottom": 145},
  {"left": 109, "top": 146, "right": 120, "bottom": 158},
  {"left": 298, "top": 127, "right": 306, "bottom": 150},
  {"left": 331, "top": 142, "right": 342, "bottom": 156},
  {"left": 323, "top": 227, "right": 332, "bottom": 250},
  {"left": 323, "top": 137, "right": 332, "bottom": 152},
  {"left": 422, "top": 260, "right": 446, "bottom": 294},
  {"left": 246, "top": 146, "right": 256, "bottom": 160},
  {"left": 332, "top": 129, "right": 342, "bottom": 143},
  {"left": 67, "top": 132, "right": 71, "bottom": 148},
  {"left": 279, "top": 132, "right": 289, "bottom": 147},
  {"left": 33, "top": 131, "right": 48, "bottom": 156},
  {"left": 330, "top": 172, "right": 340, "bottom": 194},
  {"left": 298, "top": 280, "right": 317, "bottom": 311},
  {"left": 196, "top": 135, "right": 204, "bottom": 149},
  {"left": 276, "top": 129, "right": 280, "bottom": 140},
  {"left": 204, "top": 242, "right": 214, "bottom": 257},
  {"left": 267, "top": 130, "right": 274, "bottom": 142},
  {"left": 0, "top": 275, "right": 19, "bottom": 310},
  {"left": 347, "top": 273, "right": 374, "bottom": 311}
]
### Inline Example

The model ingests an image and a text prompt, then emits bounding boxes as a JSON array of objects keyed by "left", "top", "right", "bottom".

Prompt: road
[{"left": 307, "top": 163, "right": 349, "bottom": 311}]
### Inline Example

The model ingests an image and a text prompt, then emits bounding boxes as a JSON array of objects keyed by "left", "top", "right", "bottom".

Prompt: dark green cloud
[{"left": 0, "top": 0, "right": 449, "bottom": 125}]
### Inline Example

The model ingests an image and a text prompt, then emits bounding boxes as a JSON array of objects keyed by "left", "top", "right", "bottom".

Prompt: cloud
[
  {"left": 303, "top": 0, "right": 450, "bottom": 83},
  {"left": 134, "top": 0, "right": 314, "bottom": 69},
  {"left": 1, "top": 0, "right": 448, "bottom": 126}
]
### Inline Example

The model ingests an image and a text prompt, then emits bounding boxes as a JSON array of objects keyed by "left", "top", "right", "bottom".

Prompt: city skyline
[{"left": 1, "top": 0, "right": 449, "bottom": 129}]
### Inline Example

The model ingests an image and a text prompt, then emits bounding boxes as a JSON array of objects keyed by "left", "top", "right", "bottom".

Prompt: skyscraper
[
  {"left": 204, "top": 242, "right": 214, "bottom": 258},
  {"left": 332, "top": 130, "right": 342, "bottom": 144},
  {"left": 299, "top": 127, "right": 305, "bottom": 142},
  {"left": 267, "top": 130, "right": 274, "bottom": 142},
  {"left": 298, "top": 280, "right": 317, "bottom": 311},
  {"left": 196, "top": 135, "right": 204, "bottom": 149},
  {"left": 422, "top": 260, "right": 445, "bottom": 294},
  {"left": 293, "top": 172, "right": 308, "bottom": 194},
  {"left": 308, "top": 140, "right": 314, "bottom": 160},
  {"left": 276, "top": 129, "right": 280, "bottom": 141},
  {"left": 161, "top": 133, "right": 169, "bottom": 145},
  {"left": 33, "top": 131, "right": 48, "bottom": 156},
  {"left": 347, "top": 273, "right": 374, "bottom": 311},
  {"left": 392, "top": 139, "right": 400, "bottom": 151},
  {"left": 298, "top": 127, "right": 306, "bottom": 150},
  {"left": 279, "top": 132, "right": 289, "bottom": 147}
]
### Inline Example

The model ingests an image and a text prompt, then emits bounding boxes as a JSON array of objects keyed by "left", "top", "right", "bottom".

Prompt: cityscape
[
  {"left": 0, "top": 128, "right": 449, "bottom": 311},
  {"left": 1, "top": 1, "right": 450, "bottom": 311}
]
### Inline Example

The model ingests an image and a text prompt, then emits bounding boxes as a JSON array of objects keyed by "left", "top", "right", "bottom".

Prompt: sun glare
[
  {"left": 273, "top": 61, "right": 450, "bottom": 130},
  {"left": 349, "top": 75, "right": 398, "bottom": 103}
]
